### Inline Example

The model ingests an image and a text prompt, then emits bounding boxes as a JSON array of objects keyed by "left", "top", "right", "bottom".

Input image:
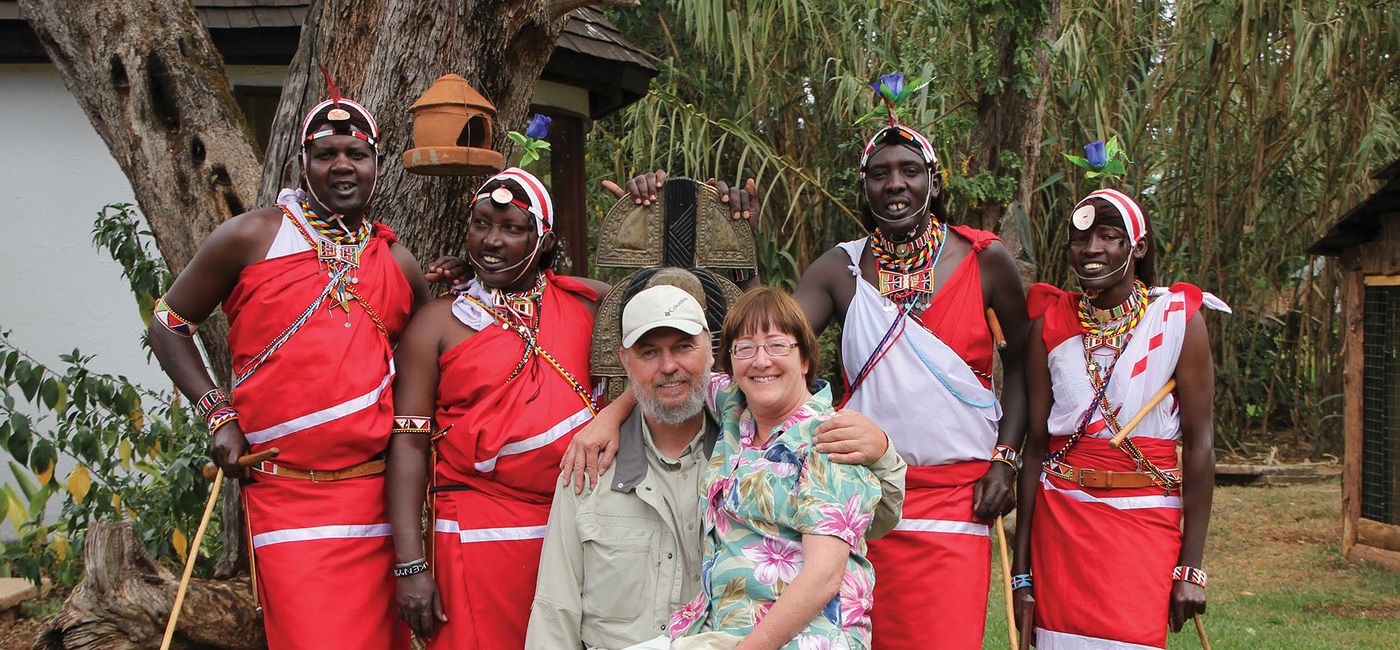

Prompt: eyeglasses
[{"left": 730, "top": 340, "right": 799, "bottom": 360}]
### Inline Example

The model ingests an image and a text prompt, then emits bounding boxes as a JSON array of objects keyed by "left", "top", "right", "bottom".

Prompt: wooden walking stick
[
  {"left": 160, "top": 465, "right": 225, "bottom": 650},
  {"left": 985, "top": 309, "right": 1016, "bottom": 648},
  {"left": 161, "top": 449, "right": 280, "bottom": 650},
  {"left": 1194, "top": 614, "right": 1211, "bottom": 649},
  {"left": 1107, "top": 379, "right": 1176, "bottom": 448},
  {"left": 995, "top": 515, "right": 1018, "bottom": 650}
]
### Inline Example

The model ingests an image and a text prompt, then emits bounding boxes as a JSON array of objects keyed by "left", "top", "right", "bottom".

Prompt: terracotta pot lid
[{"left": 410, "top": 74, "right": 496, "bottom": 113}]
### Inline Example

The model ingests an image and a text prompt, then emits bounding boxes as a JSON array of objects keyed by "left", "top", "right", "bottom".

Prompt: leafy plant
[
  {"left": 0, "top": 337, "right": 216, "bottom": 586},
  {"left": 0, "top": 203, "right": 214, "bottom": 586}
]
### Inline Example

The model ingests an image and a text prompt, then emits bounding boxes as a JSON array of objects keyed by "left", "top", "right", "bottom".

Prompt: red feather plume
[{"left": 318, "top": 64, "right": 343, "bottom": 107}]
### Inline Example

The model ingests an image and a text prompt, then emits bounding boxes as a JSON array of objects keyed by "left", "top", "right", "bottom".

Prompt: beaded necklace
[
  {"left": 1077, "top": 280, "right": 1148, "bottom": 355},
  {"left": 300, "top": 199, "right": 374, "bottom": 315},
  {"left": 491, "top": 273, "right": 547, "bottom": 332},
  {"left": 302, "top": 198, "right": 372, "bottom": 246},
  {"left": 454, "top": 286, "right": 597, "bottom": 414},
  {"left": 870, "top": 220, "right": 946, "bottom": 306}
]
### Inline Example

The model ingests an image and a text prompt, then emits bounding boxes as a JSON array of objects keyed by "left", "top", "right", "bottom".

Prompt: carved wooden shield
[{"left": 590, "top": 178, "right": 757, "bottom": 402}]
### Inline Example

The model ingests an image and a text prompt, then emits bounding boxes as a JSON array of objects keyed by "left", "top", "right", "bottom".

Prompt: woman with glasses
[{"left": 661, "top": 287, "right": 884, "bottom": 650}]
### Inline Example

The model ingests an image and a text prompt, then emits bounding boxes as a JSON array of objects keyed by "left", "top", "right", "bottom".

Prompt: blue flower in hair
[
  {"left": 1065, "top": 135, "right": 1129, "bottom": 181},
  {"left": 1084, "top": 140, "right": 1107, "bottom": 169},
  {"left": 872, "top": 73, "right": 905, "bottom": 102},
  {"left": 525, "top": 113, "right": 552, "bottom": 140},
  {"left": 508, "top": 113, "right": 553, "bottom": 168}
]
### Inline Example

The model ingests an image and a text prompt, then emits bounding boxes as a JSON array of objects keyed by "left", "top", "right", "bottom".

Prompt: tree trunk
[
  {"left": 32, "top": 521, "right": 264, "bottom": 650},
  {"left": 258, "top": 0, "right": 637, "bottom": 259},
  {"left": 19, "top": 0, "right": 637, "bottom": 626},
  {"left": 965, "top": 0, "right": 1061, "bottom": 284}
]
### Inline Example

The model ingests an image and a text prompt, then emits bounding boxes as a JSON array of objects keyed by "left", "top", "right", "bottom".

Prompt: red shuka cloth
[
  {"left": 867, "top": 461, "right": 992, "bottom": 650},
  {"left": 862, "top": 226, "right": 1001, "bottom": 649},
  {"left": 908, "top": 224, "right": 998, "bottom": 385},
  {"left": 1031, "top": 437, "right": 1182, "bottom": 648},
  {"left": 428, "top": 274, "right": 597, "bottom": 650},
  {"left": 225, "top": 226, "right": 413, "bottom": 650}
]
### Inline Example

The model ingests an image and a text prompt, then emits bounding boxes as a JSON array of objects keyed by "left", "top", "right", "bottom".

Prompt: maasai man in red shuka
[
  {"left": 1012, "top": 154, "right": 1226, "bottom": 648},
  {"left": 386, "top": 166, "right": 611, "bottom": 649},
  {"left": 781, "top": 74, "right": 1031, "bottom": 650},
  {"left": 149, "top": 70, "right": 432, "bottom": 649}
]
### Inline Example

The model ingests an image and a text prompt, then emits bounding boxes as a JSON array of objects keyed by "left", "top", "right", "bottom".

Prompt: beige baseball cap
[{"left": 621, "top": 284, "right": 707, "bottom": 348}]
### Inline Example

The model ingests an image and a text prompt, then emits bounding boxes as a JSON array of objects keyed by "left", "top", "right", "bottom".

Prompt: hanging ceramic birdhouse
[{"left": 403, "top": 73, "right": 504, "bottom": 176}]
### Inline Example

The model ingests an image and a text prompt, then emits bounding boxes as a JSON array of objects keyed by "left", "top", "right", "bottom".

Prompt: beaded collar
[
  {"left": 870, "top": 220, "right": 946, "bottom": 305},
  {"left": 491, "top": 273, "right": 547, "bottom": 331},
  {"left": 302, "top": 198, "right": 371, "bottom": 246},
  {"left": 1078, "top": 280, "right": 1148, "bottom": 353}
]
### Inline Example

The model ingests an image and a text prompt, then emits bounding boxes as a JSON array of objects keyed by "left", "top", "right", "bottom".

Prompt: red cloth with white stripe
[
  {"left": 225, "top": 225, "right": 413, "bottom": 650},
  {"left": 428, "top": 275, "right": 597, "bottom": 650},
  {"left": 1025, "top": 282, "right": 1212, "bottom": 648},
  {"left": 1031, "top": 438, "right": 1181, "bottom": 649},
  {"left": 867, "top": 462, "right": 992, "bottom": 650}
]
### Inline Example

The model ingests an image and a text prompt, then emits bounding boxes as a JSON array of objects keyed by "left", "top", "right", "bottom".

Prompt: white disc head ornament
[
  {"left": 1072, "top": 204, "right": 1096, "bottom": 230},
  {"left": 490, "top": 186, "right": 514, "bottom": 205},
  {"left": 327, "top": 108, "right": 352, "bottom": 122}
]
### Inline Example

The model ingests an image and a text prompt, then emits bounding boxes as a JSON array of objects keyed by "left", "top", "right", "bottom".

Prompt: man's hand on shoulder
[{"left": 814, "top": 409, "right": 889, "bottom": 465}]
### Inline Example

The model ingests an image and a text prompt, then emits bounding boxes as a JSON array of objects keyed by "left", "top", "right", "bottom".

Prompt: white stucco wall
[
  {"left": 0, "top": 64, "right": 287, "bottom": 390},
  {"left": 0, "top": 64, "right": 161, "bottom": 387},
  {"left": 0, "top": 64, "right": 285, "bottom": 535}
]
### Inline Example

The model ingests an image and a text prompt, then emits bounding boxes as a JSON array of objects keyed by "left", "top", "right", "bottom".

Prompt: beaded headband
[
  {"left": 472, "top": 167, "right": 553, "bottom": 236},
  {"left": 860, "top": 125, "right": 938, "bottom": 172}
]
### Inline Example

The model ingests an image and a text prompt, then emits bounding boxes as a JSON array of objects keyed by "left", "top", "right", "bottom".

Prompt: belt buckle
[
  {"left": 1077, "top": 468, "right": 1106, "bottom": 488},
  {"left": 308, "top": 469, "right": 318, "bottom": 483}
]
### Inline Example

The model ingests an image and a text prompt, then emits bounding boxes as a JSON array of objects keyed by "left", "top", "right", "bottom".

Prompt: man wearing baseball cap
[{"left": 527, "top": 275, "right": 905, "bottom": 649}]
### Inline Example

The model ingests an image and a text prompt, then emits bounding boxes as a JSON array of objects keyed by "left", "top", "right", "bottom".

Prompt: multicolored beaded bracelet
[
  {"left": 153, "top": 296, "right": 201, "bottom": 337},
  {"left": 392, "top": 416, "right": 432, "bottom": 435},
  {"left": 1011, "top": 573, "right": 1032, "bottom": 590},
  {"left": 195, "top": 388, "right": 230, "bottom": 421},
  {"left": 206, "top": 407, "right": 241, "bottom": 435},
  {"left": 991, "top": 443, "right": 1021, "bottom": 473},
  {"left": 1172, "top": 565, "right": 1207, "bottom": 588}
]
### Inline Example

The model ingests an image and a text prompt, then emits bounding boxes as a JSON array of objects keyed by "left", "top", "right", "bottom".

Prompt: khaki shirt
[{"left": 526, "top": 408, "right": 906, "bottom": 649}]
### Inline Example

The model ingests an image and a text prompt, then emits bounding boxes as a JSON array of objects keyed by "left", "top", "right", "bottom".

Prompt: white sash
[
  {"left": 1046, "top": 287, "right": 1230, "bottom": 440},
  {"left": 836, "top": 239, "right": 1000, "bottom": 466}
]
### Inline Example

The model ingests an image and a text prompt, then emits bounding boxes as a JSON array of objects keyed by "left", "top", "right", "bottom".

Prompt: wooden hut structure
[{"left": 1309, "top": 159, "right": 1400, "bottom": 570}]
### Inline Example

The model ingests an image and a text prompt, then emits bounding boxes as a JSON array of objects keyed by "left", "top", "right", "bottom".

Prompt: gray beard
[{"left": 635, "top": 370, "right": 709, "bottom": 426}]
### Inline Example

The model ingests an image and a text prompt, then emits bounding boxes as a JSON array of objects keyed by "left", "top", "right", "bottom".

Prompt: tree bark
[
  {"left": 965, "top": 0, "right": 1061, "bottom": 284},
  {"left": 19, "top": 0, "right": 258, "bottom": 386},
  {"left": 32, "top": 521, "right": 264, "bottom": 650},
  {"left": 258, "top": 0, "right": 638, "bottom": 259}
]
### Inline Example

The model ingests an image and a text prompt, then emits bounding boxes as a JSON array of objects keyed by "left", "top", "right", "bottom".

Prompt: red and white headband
[
  {"left": 1073, "top": 188, "right": 1147, "bottom": 245},
  {"left": 859, "top": 125, "right": 938, "bottom": 174},
  {"left": 473, "top": 167, "right": 553, "bottom": 236},
  {"left": 300, "top": 98, "right": 381, "bottom": 148}
]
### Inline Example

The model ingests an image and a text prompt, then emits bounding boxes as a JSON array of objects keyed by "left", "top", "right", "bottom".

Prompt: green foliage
[
  {"left": 0, "top": 336, "right": 215, "bottom": 586},
  {"left": 0, "top": 203, "right": 212, "bottom": 586},
  {"left": 593, "top": 0, "right": 1400, "bottom": 454},
  {"left": 91, "top": 202, "right": 172, "bottom": 330}
]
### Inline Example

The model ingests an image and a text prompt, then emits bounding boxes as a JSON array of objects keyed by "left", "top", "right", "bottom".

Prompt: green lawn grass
[{"left": 980, "top": 480, "right": 1400, "bottom": 649}]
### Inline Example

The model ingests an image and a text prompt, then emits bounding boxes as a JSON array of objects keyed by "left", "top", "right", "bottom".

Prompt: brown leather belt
[
  {"left": 1044, "top": 462, "right": 1178, "bottom": 489},
  {"left": 250, "top": 457, "right": 386, "bottom": 482}
]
